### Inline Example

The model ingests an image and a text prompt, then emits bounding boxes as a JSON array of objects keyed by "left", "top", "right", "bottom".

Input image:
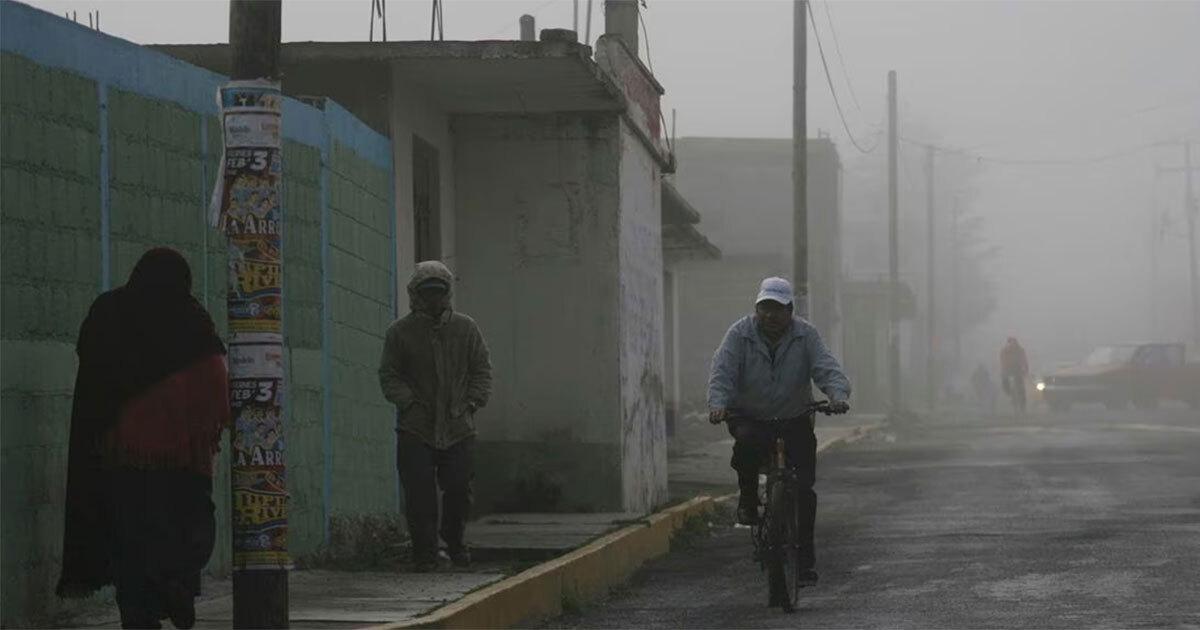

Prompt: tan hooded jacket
[{"left": 378, "top": 261, "right": 492, "bottom": 449}]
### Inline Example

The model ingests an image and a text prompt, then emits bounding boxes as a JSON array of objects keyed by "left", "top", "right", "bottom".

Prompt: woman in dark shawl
[{"left": 57, "top": 248, "right": 230, "bottom": 630}]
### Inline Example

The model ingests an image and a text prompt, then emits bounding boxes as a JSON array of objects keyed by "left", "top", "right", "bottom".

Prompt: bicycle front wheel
[{"left": 765, "top": 480, "right": 801, "bottom": 612}]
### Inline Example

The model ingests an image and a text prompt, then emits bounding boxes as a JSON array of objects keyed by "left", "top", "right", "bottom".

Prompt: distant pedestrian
[
  {"left": 972, "top": 362, "right": 997, "bottom": 415},
  {"left": 1000, "top": 337, "right": 1029, "bottom": 415},
  {"left": 58, "top": 248, "right": 230, "bottom": 630},
  {"left": 379, "top": 261, "right": 492, "bottom": 572}
]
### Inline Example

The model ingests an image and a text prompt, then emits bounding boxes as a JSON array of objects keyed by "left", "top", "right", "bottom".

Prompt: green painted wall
[
  {"left": 327, "top": 141, "right": 397, "bottom": 515},
  {"left": 1, "top": 52, "right": 103, "bottom": 622},
  {"left": 0, "top": 50, "right": 396, "bottom": 626}
]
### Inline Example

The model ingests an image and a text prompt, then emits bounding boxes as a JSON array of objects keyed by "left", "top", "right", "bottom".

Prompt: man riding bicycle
[{"left": 707, "top": 277, "right": 851, "bottom": 586}]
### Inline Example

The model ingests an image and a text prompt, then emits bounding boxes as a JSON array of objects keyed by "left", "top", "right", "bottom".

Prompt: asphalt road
[{"left": 548, "top": 406, "right": 1200, "bottom": 629}]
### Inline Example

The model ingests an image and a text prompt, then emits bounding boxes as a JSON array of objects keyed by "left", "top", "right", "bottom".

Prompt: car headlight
[{"left": 1035, "top": 381, "right": 1046, "bottom": 392}]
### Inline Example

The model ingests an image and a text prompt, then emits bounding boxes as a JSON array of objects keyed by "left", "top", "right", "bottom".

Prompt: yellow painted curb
[{"left": 368, "top": 496, "right": 716, "bottom": 630}]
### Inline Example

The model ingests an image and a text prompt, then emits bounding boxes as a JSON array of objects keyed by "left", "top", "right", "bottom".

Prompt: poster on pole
[{"left": 211, "top": 79, "right": 291, "bottom": 571}]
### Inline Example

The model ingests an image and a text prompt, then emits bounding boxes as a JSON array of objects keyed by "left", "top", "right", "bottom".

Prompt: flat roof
[{"left": 154, "top": 40, "right": 628, "bottom": 118}]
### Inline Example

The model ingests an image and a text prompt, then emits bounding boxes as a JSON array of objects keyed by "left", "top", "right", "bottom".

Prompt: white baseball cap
[{"left": 755, "top": 277, "right": 794, "bottom": 306}]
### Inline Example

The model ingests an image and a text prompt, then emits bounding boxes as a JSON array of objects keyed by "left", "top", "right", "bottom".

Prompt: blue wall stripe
[
  {"left": 326, "top": 100, "right": 393, "bottom": 171},
  {"left": 1, "top": 0, "right": 336, "bottom": 146},
  {"left": 98, "top": 82, "right": 110, "bottom": 291}
]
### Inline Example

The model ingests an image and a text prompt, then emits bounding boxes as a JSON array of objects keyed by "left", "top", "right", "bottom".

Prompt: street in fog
[{"left": 552, "top": 407, "right": 1200, "bottom": 629}]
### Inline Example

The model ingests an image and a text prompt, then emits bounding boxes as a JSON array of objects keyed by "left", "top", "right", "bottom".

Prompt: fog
[{"left": 31, "top": 0, "right": 1200, "bottom": 375}]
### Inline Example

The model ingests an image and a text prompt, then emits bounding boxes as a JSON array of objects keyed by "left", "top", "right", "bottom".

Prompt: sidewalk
[{"left": 64, "top": 416, "right": 882, "bottom": 629}]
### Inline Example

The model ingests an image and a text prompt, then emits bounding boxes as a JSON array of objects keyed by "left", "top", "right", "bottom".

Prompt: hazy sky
[{"left": 24, "top": 0, "right": 1200, "bottom": 368}]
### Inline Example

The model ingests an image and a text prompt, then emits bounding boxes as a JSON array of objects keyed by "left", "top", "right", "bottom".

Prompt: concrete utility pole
[
  {"left": 792, "top": 0, "right": 809, "bottom": 317},
  {"left": 1158, "top": 143, "right": 1200, "bottom": 351},
  {"left": 887, "top": 70, "right": 901, "bottom": 416},
  {"left": 228, "top": 1, "right": 287, "bottom": 628},
  {"left": 951, "top": 196, "right": 961, "bottom": 369},
  {"left": 925, "top": 144, "right": 935, "bottom": 411},
  {"left": 1187, "top": 144, "right": 1199, "bottom": 350}
]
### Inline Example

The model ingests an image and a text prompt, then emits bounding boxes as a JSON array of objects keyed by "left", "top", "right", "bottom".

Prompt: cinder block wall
[
  {"left": 0, "top": 52, "right": 102, "bottom": 624},
  {"left": 0, "top": 4, "right": 397, "bottom": 624}
]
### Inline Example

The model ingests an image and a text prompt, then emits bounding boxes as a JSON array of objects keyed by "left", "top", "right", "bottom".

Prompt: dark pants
[
  {"left": 397, "top": 432, "right": 474, "bottom": 562},
  {"left": 106, "top": 469, "right": 215, "bottom": 629},
  {"left": 728, "top": 419, "right": 818, "bottom": 569}
]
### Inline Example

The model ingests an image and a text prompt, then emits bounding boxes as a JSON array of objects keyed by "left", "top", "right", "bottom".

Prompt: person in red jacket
[
  {"left": 1000, "top": 337, "right": 1030, "bottom": 414},
  {"left": 58, "top": 248, "right": 230, "bottom": 629}
]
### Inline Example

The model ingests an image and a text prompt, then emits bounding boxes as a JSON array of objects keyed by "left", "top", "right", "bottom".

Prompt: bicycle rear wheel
[{"left": 765, "top": 480, "right": 800, "bottom": 612}]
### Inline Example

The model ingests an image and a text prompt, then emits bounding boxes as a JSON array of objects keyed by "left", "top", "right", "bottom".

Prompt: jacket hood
[{"left": 408, "top": 260, "right": 454, "bottom": 314}]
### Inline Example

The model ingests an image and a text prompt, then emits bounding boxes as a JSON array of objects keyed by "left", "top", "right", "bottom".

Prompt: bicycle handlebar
[{"left": 720, "top": 400, "right": 837, "bottom": 424}]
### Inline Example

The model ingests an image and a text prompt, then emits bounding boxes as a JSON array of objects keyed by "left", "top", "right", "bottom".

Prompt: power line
[
  {"left": 807, "top": 0, "right": 879, "bottom": 154},
  {"left": 638, "top": 6, "right": 654, "bottom": 75},
  {"left": 900, "top": 136, "right": 1172, "bottom": 167},
  {"left": 821, "top": 0, "right": 861, "bottom": 112}
]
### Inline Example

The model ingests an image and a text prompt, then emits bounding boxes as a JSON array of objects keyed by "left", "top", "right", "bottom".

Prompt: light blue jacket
[{"left": 707, "top": 315, "right": 851, "bottom": 419}]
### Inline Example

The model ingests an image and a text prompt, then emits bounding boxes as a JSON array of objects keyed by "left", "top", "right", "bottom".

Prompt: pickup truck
[{"left": 1036, "top": 343, "right": 1200, "bottom": 412}]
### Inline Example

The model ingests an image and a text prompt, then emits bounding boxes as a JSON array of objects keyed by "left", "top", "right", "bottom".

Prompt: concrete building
[{"left": 160, "top": 4, "right": 718, "bottom": 514}]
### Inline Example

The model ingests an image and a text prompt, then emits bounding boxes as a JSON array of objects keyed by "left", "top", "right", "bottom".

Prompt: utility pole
[
  {"left": 226, "top": 1, "right": 288, "bottom": 628},
  {"left": 887, "top": 70, "right": 900, "bottom": 417},
  {"left": 925, "top": 144, "right": 935, "bottom": 411},
  {"left": 1157, "top": 142, "right": 1200, "bottom": 350},
  {"left": 951, "top": 196, "right": 961, "bottom": 369},
  {"left": 793, "top": 0, "right": 809, "bottom": 317},
  {"left": 1186, "top": 144, "right": 1199, "bottom": 350}
]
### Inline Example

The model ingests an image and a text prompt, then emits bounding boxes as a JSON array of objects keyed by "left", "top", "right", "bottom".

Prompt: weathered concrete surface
[
  {"left": 617, "top": 120, "right": 669, "bottom": 513},
  {"left": 549, "top": 407, "right": 1200, "bottom": 628}
]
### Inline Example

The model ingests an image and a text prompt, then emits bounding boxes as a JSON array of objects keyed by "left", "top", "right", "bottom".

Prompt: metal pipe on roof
[{"left": 520, "top": 14, "right": 535, "bottom": 41}]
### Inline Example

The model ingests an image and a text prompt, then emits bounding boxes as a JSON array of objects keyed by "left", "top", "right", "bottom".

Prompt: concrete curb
[{"left": 368, "top": 496, "right": 717, "bottom": 629}]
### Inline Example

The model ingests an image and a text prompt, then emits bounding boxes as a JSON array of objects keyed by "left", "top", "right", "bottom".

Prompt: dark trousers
[
  {"left": 106, "top": 469, "right": 215, "bottom": 629},
  {"left": 728, "top": 419, "right": 818, "bottom": 569},
  {"left": 397, "top": 432, "right": 474, "bottom": 562}
]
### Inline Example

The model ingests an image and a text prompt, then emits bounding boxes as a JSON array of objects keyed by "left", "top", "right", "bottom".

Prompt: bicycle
[{"left": 736, "top": 400, "right": 835, "bottom": 613}]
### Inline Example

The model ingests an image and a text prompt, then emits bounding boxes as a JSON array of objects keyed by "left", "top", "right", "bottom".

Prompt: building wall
[
  {"left": 0, "top": 5, "right": 396, "bottom": 623},
  {"left": 616, "top": 122, "right": 668, "bottom": 513},
  {"left": 453, "top": 113, "right": 625, "bottom": 513},
  {"left": 388, "top": 69, "right": 457, "bottom": 288}
]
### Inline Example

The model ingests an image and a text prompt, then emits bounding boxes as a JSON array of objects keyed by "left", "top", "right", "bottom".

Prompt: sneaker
[
  {"left": 448, "top": 548, "right": 471, "bottom": 568},
  {"left": 798, "top": 569, "right": 819, "bottom": 587},
  {"left": 736, "top": 504, "right": 759, "bottom": 526}
]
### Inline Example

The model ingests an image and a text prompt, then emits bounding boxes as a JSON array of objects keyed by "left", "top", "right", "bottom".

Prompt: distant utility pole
[
  {"left": 228, "top": 1, "right": 288, "bottom": 628},
  {"left": 793, "top": 0, "right": 809, "bottom": 317},
  {"left": 1157, "top": 142, "right": 1200, "bottom": 350},
  {"left": 950, "top": 196, "right": 961, "bottom": 369},
  {"left": 925, "top": 144, "right": 936, "bottom": 411},
  {"left": 1187, "top": 144, "right": 1198, "bottom": 351},
  {"left": 887, "top": 70, "right": 901, "bottom": 417}
]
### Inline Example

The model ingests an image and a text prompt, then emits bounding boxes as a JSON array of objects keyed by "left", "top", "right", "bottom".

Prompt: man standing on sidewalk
[
  {"left": 379, "top": 261, "right": 492, "bottom": 572},
  {"left": 707, "top": 277, "right": 851, "bottom": 586}
]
